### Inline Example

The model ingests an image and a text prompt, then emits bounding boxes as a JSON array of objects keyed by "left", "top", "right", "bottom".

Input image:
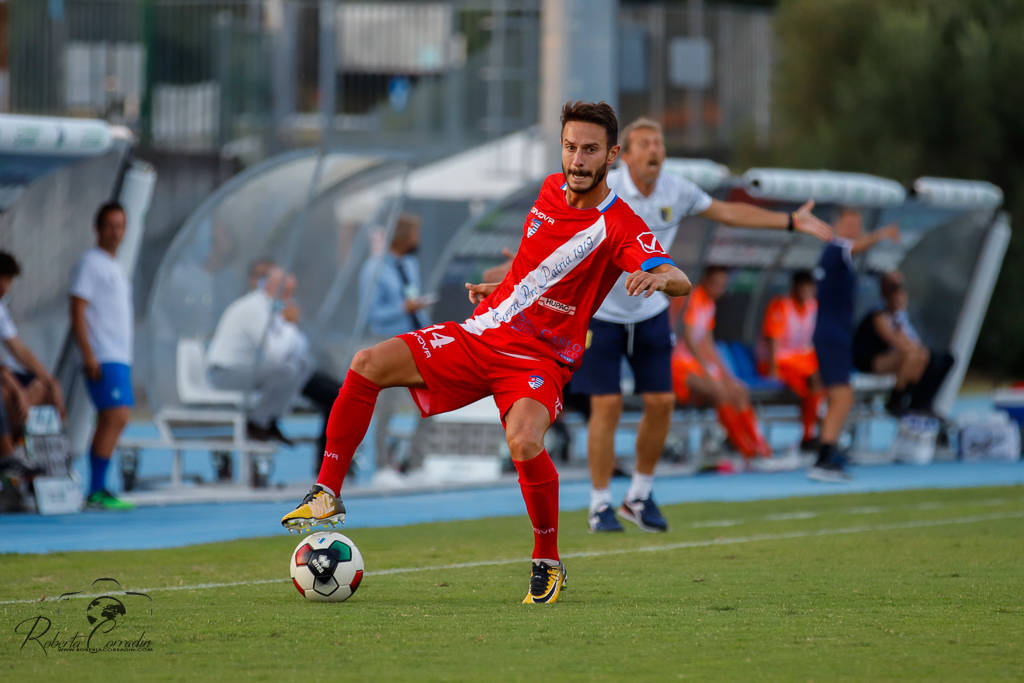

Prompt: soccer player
[
  {"left": 574, "top": 117, "right": 833, "bottom": 533},
  {"left": 281, "top": 101, "right": 691, "bottom": 604},
  {"left": 671, "top": 266, "right": 771, "bottom": 462},
  {"left": 760, "top": 269, "right": 823, "bottom": 451},
  {"left": 70, "top": 202, "right": 136, "bottom": 510},
  {"left": 810, "top": 208, "right": 899, "bottom": 482}
]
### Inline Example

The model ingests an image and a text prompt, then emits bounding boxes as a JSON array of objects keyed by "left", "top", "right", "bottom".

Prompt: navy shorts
[
  {"left": 569, "top": 309, "right": 673, "bottom": 395},
  {"left": 814, "top": 335, "right": 852, "bottom": 387}
]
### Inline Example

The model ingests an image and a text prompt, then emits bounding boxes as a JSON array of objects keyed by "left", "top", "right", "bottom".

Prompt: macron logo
[{"left": 637, "top": 232, "right": 664, "bottom": 254}]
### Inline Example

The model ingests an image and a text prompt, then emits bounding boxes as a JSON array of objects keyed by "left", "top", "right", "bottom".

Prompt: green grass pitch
[{"left": 2, "top": 486, "right": 1022, "bottom": 681}]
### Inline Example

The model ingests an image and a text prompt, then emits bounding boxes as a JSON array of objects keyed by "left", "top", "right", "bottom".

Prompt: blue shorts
[
  {"left": 813, "top": 336, "right": 852, "bottom": 388},
  {"left": 85, "top": 362, "right": 135, "bottom": 410},
  {"left": 569, "top": 310, "right": 673, "bottom": 395}
]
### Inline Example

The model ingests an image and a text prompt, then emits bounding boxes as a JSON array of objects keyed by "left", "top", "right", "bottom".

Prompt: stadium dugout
[{"left": 426, "top": 161, "right": 1009, "bottom": 468}]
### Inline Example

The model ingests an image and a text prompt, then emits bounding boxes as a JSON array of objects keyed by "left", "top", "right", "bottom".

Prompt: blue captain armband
[{"left": 641, "top": 256, "right": 675, "bottom": 271}]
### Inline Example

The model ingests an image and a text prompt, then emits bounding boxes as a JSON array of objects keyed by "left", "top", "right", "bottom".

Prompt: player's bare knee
[
  {"left": 643, "top": 393, "right": 674, "bottom": 416},
  {"left": 505, "top": 430, "right": 544, "bottom": 461},
  {"left": 350, "top": 348, "right": 381, "bottom": 381}
]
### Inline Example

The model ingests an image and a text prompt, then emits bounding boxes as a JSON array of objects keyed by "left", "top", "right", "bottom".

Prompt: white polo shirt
[
  {"left": 594, "top": 166, "right": 712, "bottom": 324},
  {"left": 0, "top": 299, "right": 21, "bottom": 371},
  {"left": 70, "top": 247, "right": 134, "bottom": 365},
  {"left": 206, "top": 289, "right": 310, "bottom": 370}
]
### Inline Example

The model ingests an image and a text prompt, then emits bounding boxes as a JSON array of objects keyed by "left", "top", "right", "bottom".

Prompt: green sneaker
[{"left": 85, "top": 490, "right": 136, "bottom": 510}]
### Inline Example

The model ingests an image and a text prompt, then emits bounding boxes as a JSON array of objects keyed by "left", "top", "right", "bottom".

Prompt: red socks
[
  {"left": 316, "top": 369, "right": 381, "bottom": 495},
  {"left": 717, "top": 405, "right": 771, "bottom": 458},
  {"left": 741, "top": 406, "right": 771, "bottom": 457},
  {"left": 513, "top": 451, "right": 560, "bottom": 561},
  {"left": 717, "top": 404, "right": 756, "bottom": 457}
]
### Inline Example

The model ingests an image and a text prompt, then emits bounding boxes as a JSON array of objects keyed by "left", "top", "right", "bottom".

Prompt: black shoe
[
  {"left": 885, "top": 389, "right": 910, "bottom": 417},
  {"left": 246, "top": 421, "right": 273, "bottom": 442},
  {"left": 808, "top": 444, "right": 851, "bottom": 483},
  {"left": 799, "top": 437, "right": 821, "bottom": 453}
]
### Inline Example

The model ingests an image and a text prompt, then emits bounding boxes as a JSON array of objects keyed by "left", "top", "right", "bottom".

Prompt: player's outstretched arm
[
  {"left": 702, "top": 199, "right": 833, "bottom": 242},
  {"left": 851, "top": 223, "right": 900, "bottom": 254},
  {"left": 624, "top": 263, "right": 691, "bottom": 298}
]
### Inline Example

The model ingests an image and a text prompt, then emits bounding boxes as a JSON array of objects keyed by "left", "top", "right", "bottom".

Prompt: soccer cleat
[
  {"left": 588, "top": 504, "right": 624, "bottom": 532},
  {"left": 281, "top": 485, "right": 346, "bottom": 532},
  {"left": 85, "top": 490, "right": 135, "bottom": 510},
  {"left": 619, "top": 495, "right": 668, "bottom": 532},
  {"left": 522, "top": 561, "right": 567, "bottom": 604}
]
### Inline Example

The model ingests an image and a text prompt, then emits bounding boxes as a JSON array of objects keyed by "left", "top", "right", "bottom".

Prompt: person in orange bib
[
  {"left": 671, "top": 266, "right": 770, "bottom": 459},
  {"left": 760, "top": 270, "right": 823, "bottom": 451}
]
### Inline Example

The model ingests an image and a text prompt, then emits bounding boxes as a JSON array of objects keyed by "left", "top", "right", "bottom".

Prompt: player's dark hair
[
  {"left": 0, "top": 251, "right": 21, "bottom": 278},
  {"left": 94, "top": 201, "right": 125, "bottom": 230},
  {"left": 791, "top": 269, "right": 814, "bottom": 287},
  {"left": 560, "top": 101, "right": 619, "bottom": 149},
  {"left": 703, "top": 264, "right": 729, "bottom": 279}
]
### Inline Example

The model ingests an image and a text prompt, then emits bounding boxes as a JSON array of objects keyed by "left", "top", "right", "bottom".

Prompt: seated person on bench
[
  {"left": 759, "top": 269, "right": 823, "bottom": 451},
  {"left": 853, "top": 270, "right": 953, "bottom": 416},
  {"left": 671, "top": 266, "right": 770, "bottom": 458},
  {"left": 207, "top": 267, "right": 316, "bottom": 446}
]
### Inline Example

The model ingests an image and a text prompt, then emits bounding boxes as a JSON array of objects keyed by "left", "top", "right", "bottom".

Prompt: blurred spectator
[
  {"left": 0, "top": 252, "right": 66, "bottom": 437},
  {"left": 854, "top": 270, "right": 954, "bottom": 416},
  {"left": 70, "top": 201, "right": 135, "bottom": 510},
  {"left": 360, "top": 214, "right": 434, "bottom": 338},
  {"left": 359, "top": 214, "right": 432, "bottom": 472},
  {"left": 207, "top": 267, "right": 313, "bottom": 445},
  {"left": 247, "top": 259, "right": 343, "bottom": 468},
  {"left": 760, "top": 269, "right": 823, "bottom": 450},
  {"left": 810, "top": 209, "right": 900, "bottom": 482},
  {"left": 671, "top": 266, "right": 771, "bottom": 459}
]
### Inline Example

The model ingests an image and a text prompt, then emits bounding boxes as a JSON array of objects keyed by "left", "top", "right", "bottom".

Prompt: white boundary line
[{"left": 2, "top": 510, "right": 1020, "bottom": 606}]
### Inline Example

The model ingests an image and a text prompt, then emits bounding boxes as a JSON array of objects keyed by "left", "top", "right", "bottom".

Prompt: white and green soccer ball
[{"left": 289, "top": 531, "right": 364, "bottom": 602}]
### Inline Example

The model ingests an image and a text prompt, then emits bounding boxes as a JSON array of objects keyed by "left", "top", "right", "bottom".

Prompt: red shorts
[{"left": 398, "top": 321, "right": 572, "bottom": 425}]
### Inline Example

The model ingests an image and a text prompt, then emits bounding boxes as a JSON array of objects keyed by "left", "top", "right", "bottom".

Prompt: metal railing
[
  {"left": 1, "top": 1, "right": 775, "bottom": 158},
  {"left": 4, "top": 0, "right": 540, "bottom": 155}
]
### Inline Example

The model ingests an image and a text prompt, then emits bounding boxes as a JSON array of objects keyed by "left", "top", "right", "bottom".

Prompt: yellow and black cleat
[
  {"left": 522, "top": 561, "right": 567, "bottom": 604},
  {"left": 281, "top": 485, "right": 346, "bottom": 532}
]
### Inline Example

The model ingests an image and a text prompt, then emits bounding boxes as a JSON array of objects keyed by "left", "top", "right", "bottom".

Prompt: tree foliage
[{"left": 767, "top": 0, "right": 1024, "bottom": 377}]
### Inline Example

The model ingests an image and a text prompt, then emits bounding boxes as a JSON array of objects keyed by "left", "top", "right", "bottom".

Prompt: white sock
[
  {"left": 626, "top": 473, "right": 654, "bottom": 502},
  {"left": 589, "top": 488, "right": 612, "bottom": 515}
]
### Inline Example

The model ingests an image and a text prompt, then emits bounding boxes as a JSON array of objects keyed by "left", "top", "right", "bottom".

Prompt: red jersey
[{"left": 460, "top": 173, "right": 674, "bottom": 367}]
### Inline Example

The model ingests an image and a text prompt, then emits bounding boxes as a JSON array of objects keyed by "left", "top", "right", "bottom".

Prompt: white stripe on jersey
[{"left": 461, "top": 218, "right": 607, "bottom": 336}]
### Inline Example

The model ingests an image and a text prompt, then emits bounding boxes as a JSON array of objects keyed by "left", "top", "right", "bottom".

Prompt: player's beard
[{"left": 562, "top": 161, "right": 608, "bottom": 194}]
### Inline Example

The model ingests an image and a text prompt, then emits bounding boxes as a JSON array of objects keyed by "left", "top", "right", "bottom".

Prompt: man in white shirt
[
  {"left": 575, "top": 117, "right": 832, "bottom": 532},
  {"left": 70, "top": 202, "right": 135, "bottom": 510},
  {"left": 206, "top": 266, "right": 315, "bottom": 445},
  {"left": 0, "top": 252, "right": 66, "bottom": 452}
]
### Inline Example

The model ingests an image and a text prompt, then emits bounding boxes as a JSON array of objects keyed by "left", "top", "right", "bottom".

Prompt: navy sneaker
[
  {"left": 588, "top": 504, "right": 624, "bottom": 532},
  {"left": 808, "top": 448, "right": 852, "bottom": 483},
  {"left": 619, "top": 495, "right": 668, "bottom": 532}
]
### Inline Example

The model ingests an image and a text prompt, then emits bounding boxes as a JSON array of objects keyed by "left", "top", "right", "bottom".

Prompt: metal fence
[
  {"left": 1, "top": 0, "right": 775, "bottom": 157},
  {"left": 3, "top": 0, "right": 541, "bottom": 155}
]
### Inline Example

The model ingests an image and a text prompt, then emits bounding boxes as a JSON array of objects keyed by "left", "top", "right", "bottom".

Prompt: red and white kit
[{"left": 399, "top": 172, "right": 674, "bottom": 423}]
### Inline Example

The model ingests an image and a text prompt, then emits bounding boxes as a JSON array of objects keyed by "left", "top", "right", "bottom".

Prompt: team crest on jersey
[
  {"left": 528, "top": 218, "right": 543, "bottom": 237},
  {"left": 637, "top": 231, "right": 665, "bottom": 254},
  {"left": 660, "top": 206, "right": 672, "bottom": 222},
  {"left": 528, "top": 375, "right": 545, "bottom": 390}
]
